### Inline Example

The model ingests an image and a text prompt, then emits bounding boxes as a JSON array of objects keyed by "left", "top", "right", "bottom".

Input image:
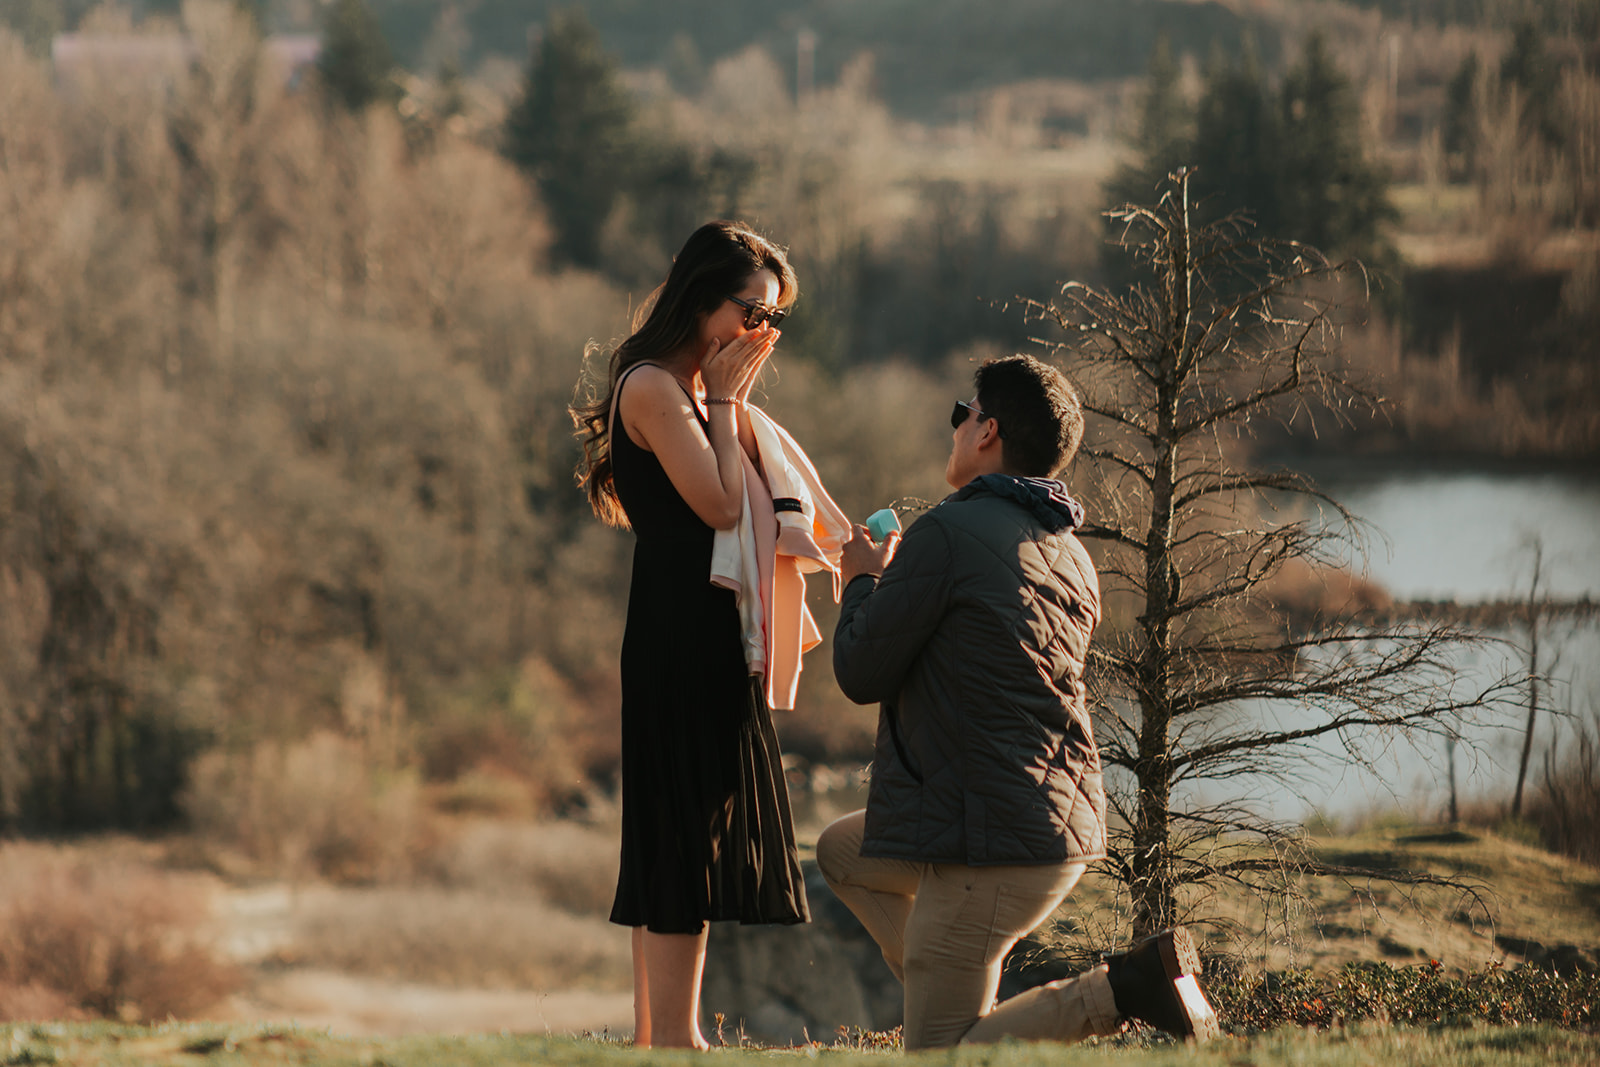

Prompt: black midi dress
[{"left": 607, "top": 366, "right": 810, "bottom": 934}]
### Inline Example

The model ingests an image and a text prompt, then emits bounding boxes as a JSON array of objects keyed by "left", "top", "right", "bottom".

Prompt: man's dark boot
[{"left": 1103, "top": 927, "right": 1220, "bottom": 1042}]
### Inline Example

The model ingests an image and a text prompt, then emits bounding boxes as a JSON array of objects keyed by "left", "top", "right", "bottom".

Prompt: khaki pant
[{"left": 816, "top": 810, "right": 1122, "bottom": 1050}]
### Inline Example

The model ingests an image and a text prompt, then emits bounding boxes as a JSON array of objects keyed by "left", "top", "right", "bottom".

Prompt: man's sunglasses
[
  {"left": 729, "top": 295, "right": 789, "bottom": 330},
  {"left": 951, "top": 399, "right": 1003, "bottom": 436}
]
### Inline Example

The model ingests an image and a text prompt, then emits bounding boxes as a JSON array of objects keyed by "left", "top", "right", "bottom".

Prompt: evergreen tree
[
  {"left": 317, "top": 0, "right": 398, "bottom": 114},
  {"left": 1191, "top": 39, "right": 1282, "bottom": 233},
  {"left": 1105, "top": 35, "right": 1192, "bottom": 208},
  {"left": 232, "top": 0, "right": 264, "bottom": 32},
  {"left": 1443, "top": 50, "right": 1481, "bottom": 181},
  {"left": 1102, "top": 33, "right": 1396, "bottom": 263},
  {"left": 1499, "top": 18, "right": 1564, "bottom": 151},
  {"left": 502, "top": 8, "right": 636, "bottom": 271},
  {"left": 621, "top": 139, "right": 759, "bottom": 283},
  {"left": 1276, "top": 31, "right": 1394, "bottom": 259},
  {"left": 435, "top": 57, "right": 468, "bottom": 121},
  {"left": 0, "top": 0, "right": 62, "bottom": 57}
]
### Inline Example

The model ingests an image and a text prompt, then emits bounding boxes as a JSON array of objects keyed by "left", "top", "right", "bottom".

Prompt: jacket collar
[{"left": 951, "top": 474, "right": 1085, "bottom": 533}]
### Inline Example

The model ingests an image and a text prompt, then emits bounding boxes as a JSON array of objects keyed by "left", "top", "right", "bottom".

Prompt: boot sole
[
  {"left": 1156, "top": 926, "right": 1202, "bottom": 979},
  {"left": 1154, "top": 928, "right": 1220, "bottom": 1043}
]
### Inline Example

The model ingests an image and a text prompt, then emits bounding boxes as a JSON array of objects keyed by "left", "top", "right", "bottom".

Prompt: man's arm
[{"left": 832, "top": 516, "right": 954, "bottom": 704}]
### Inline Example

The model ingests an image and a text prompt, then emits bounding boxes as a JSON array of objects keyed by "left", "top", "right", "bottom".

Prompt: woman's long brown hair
[{"left": 570, "top": 221, "right": 798, "bottom": 528}]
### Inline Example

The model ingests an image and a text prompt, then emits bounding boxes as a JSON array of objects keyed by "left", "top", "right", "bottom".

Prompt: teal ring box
[{"left": 865, "top": 508, "right": 901, "bottom": 543}]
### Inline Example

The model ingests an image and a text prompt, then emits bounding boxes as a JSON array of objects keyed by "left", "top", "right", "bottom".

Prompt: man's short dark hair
[{"left": 974, "top": 355, "right": 1084, "bottom": 477}]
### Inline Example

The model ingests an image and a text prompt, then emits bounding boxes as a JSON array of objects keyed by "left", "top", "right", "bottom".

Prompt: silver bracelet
[{"left": 704, "top": 397, "right": 742, "bottom": 405}]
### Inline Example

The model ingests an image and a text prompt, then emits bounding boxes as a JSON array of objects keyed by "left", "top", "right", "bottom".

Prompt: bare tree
[
  {"left": 1535, "top": 706, "right": 1600, "bottom": 866},
  {"left": 1022, "top": 170, "right": 1514, "bottom": 938},
  {"left": 166, "top": 0, "right": 277, "bottom": 365},
  {"left": 1511, "top": 538, "right": 1544, "bottom": 819},
  {"left": 0, "top": 13, "right": 611, "bottom": 838}
]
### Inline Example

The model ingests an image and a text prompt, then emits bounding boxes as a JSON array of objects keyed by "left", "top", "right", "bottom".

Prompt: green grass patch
[
  {"left": 4, "top": 1022, "right": 1600, "bottom": 1066},
  {"left": 1390, "top": 182, "right": 1479, "bottom": 229}
]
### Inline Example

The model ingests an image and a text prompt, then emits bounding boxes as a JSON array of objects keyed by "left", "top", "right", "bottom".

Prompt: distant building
[{"left": 50, "top": 33, "right": 320, "bottom": 95}]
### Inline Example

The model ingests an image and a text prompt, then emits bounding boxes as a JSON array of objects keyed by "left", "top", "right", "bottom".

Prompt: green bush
[{"left": 1210, "top": 959, "right": 1599, "bottom": 1033}]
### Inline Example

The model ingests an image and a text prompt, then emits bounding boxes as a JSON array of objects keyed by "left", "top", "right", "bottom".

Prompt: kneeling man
[{"left": 821, "top": 355, "right": 1218, "bottom": 1050}]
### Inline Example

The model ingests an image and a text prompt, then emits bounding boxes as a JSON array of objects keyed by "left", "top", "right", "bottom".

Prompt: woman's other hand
[
  {"left": 840, "top": 525, "right": 899, "bottom": 585},
  {"left": 700, "top": 323, "right": 777, "bottom": 403}
]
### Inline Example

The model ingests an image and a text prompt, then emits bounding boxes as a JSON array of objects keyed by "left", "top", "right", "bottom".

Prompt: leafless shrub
[
  {"left": 417, "top": 694, "right": 589, "bottom": 816},
  {"left": 0, "top": 843, "right": 239, "bottom": 1021},
  {"left": 423, "top": 818, "right": 619, "bottom": 917},
  {"left": 1259, "top": 557, "right": 1395, "bottom": 633},
  {"left": 184, "top": 730, "right": 426, "bottom": 883},
  {"left": 286, "top": 884, "right": 629, "bottom": 990},
  {"left": 1560, "top": 68, "right": 1600, "bottom": 227},
  {"left": 1528, "top": 710, "right": 1600, "bottom": 866}
]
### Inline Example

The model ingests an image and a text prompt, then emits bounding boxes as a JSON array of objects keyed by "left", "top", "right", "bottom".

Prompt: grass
[
  {"left": 1281, "top": 824, "right": 1600, "bottom": 970},
  {"left": 3, "top": 1022, "right": 1598, "bottom": 1066},
  {"left": 1390, "top": 182, "right": 1482, "bottom": 235},
  {"left": 1013, "top": 821, "right": 1600, "bottom": 979}
]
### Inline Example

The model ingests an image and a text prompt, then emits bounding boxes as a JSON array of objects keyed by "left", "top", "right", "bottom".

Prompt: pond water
[
  {"left": 1309, "top": 463, "right": 1600, "bottom": 602},
  {"left": 1190, "top": 461, "right": 1600, "bottom": 825}
]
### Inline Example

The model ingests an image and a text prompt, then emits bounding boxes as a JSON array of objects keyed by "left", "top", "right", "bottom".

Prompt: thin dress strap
[{"left": 609, "top": 362, "right": 702, "bottom": 450}]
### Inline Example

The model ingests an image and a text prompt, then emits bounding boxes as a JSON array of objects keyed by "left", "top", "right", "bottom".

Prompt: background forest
[{"left": 0, "top": 0, "right": 1596, "bottom": 888}]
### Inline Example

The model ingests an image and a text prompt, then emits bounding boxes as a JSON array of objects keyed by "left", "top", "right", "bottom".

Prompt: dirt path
[
  {"left": 224, "top": 969, "right": 634, "bottom": 1037},
  {"left": 215, "top": 884, "right": 634, "bottom": 1038}
]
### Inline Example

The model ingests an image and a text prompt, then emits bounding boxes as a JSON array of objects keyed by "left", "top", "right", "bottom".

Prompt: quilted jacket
[{"left": 832, "top": 475, "right": 1105, "bottom": 866}]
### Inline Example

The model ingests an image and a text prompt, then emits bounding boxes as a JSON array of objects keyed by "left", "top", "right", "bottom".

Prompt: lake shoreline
[{"left": 1260, "top": 450, "right": 1600, "bottom": 483}]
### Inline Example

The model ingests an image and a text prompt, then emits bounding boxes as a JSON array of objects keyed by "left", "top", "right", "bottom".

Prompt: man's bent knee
[{"left": 815, "top": 809, "right": 866, "bottom": 885}]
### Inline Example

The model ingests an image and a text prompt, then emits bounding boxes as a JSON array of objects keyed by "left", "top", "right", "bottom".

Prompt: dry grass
[
  {"left": 184, "top": 731, "right": 430, "bottom": 885},
  {"left": 181, "top": 781, "right": 636, "bottom": 993},
  {"left": 222, "top": 817, "right": 634, "bottom": 992},
  {"left": 421, "top": 818, "right": 620, "bottom": 918},
  {"left": 1465, "top": 711, "right": 1600, "bottom": 868},
  {"left": 282, "top": 884, "right": 630, "bottom": 991},
  {"left": 0, "top": 842, "right": 239, "bottom": 1022},
  {"left": 1326, "top": 290, "right": 1600, "bottom": 460},
  {"left": 1026, "top": 822, "right": 1600, "bottom": 980},
  {"left": 8, "top": 1020, "right": 1599, "bottom": 1067},
  {"left": 1259, "top": 557, "right": 1396, "bottom": 630},
  {"left": 1528, "top": 724, "right": 1600, "bottom": 867}
]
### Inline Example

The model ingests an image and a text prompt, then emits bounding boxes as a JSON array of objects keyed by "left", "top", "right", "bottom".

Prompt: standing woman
[{"left": 571, "top": 221, "right": 809, "bottom": 1049}]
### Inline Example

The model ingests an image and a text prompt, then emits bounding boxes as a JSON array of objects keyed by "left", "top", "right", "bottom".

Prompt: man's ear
[{"left": 976, "top": 417, "right": 1004, "bottom": 452}]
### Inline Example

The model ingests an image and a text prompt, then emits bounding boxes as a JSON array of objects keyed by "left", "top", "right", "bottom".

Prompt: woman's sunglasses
[{"left": 729, "top": 295, "right": 789, "bottom": 330}]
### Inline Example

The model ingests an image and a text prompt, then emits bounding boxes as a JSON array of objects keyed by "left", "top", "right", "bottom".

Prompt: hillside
[
  {"left": 1162, "top": 824, "right": 1599, "bottom": 974},
  {"left": 7, "top": 801, "right": 1596, "bottom": 1038},
  {"left": 361, "top": 0, "right": 1256, "bottom": 117},
  {"left": 1, "top": 821, "right": 1598, "bottom": 1059},
  {"left": 790, "top": 780, "right": 1600, "bottom": 980}
]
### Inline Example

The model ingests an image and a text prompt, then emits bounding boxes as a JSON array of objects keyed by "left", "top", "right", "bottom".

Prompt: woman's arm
[{"left": 620, "top": 329, "right": 775, "bottom": 530}]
